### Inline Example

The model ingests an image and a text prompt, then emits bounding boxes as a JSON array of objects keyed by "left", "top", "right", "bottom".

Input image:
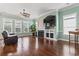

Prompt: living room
[{"left": 0, "top": 3, "right": 79, "bottom": 57}]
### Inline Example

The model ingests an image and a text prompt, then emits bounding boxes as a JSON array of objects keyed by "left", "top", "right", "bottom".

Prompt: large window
[
  {"left": 63, "top": 13, "right": 76, "bottom": 35},
  {"left": 2, "top": 18, "right": 35, "bottom": 34},
  {"left": 3, "top": 18, "right": 13, "bottom": 33},
  {"left": 23, "top": 20, "right": 34, "bottom": 33},
  {"left": 23, "top": 20, "right": 29, "bottom": 32},
  {"left": 15, "top": 20, "right": 22, "bottom": 33}
]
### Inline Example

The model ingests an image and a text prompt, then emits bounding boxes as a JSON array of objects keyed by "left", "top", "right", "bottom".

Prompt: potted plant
[{"left": 30, "top": 24, "right": 36, "bottom": 36}]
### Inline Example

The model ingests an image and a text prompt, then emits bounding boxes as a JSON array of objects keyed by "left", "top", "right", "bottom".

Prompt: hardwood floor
[{"left": 0, "top": 36, "right": 79, "bottom": 56}]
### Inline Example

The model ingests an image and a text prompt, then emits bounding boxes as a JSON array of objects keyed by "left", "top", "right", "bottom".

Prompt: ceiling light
[{"left": 20, "top": 9, "right": 30, "bottom": 18}]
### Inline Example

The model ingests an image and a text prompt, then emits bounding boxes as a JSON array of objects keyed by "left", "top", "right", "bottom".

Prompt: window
[
  {"left": 2, "top": 18, "right": 36, "bottom": 34},
  {"left": 15, "top": 20, "right": 22, "bottom": 33},
  {"left": 23, "top": 20, "right": 29, "bottom": 32},
  {"left": 23, "top": 20, "right": 34, "bottom": 32},
  {"left": 3, "top": 18, "right": 13, "bottom": 33},
  {"left": 63, "top": 13, "right": 76, "bottom": 35}
]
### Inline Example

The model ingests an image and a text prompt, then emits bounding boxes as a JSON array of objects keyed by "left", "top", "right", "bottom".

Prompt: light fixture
[{"left": 20, "top": 9, "right": 30, "bottom": 18}]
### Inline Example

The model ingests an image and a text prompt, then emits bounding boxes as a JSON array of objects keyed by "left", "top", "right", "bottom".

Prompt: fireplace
[{"left": 38, "top": 30, "right": 44, "bottom": 37}]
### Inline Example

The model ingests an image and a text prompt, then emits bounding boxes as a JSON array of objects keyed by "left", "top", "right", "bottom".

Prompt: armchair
[{"left": 2, "top": 31, "right": 18, "bottom": 45}]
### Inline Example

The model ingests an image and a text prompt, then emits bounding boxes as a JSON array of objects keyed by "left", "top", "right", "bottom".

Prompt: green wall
[
  {"left": 37, "top": 4, "right": 79, "bottom": 40},
  {"left": 58, "top": 5, "right": 79, "bottom": 40}
]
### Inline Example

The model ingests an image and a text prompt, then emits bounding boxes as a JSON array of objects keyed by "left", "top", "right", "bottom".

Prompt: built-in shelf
[{"left": 44, "top": 29, "right": 55, "bottom": 40}]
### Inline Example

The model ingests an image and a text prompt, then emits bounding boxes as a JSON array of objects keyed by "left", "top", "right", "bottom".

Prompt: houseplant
[{"left": 30, "top": 24, "right": 36, "bottom": 36}]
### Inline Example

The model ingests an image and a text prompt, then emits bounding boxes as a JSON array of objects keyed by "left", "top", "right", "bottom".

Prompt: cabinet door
[
  {"left": 50, "top": 33, "right": 53, "bottom": 38},
  {"left": 46, "top": 33, "right": 49, "bottom": 37}
]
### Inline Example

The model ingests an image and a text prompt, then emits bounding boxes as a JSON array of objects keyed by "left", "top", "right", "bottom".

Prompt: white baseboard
[
  {"left": 58, "top": 39, "right": 69, "bottom": 41},
  {"left": 44, "top": 37, "right": 57, "bottom": 41}
]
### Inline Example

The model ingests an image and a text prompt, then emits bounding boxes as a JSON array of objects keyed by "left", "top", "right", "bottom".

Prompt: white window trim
[
  {"left": 14, "top": 20, "right": 22, "bottom": 33},
  {"left": 23, "top": 20, "right": 29, "bottom": 33},
  {"left": 3, "top": 18, "right": 13, "bottom": 33}
]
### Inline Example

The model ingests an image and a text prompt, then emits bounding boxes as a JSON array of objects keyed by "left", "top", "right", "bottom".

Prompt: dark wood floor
[{"left": 0, "top": 36, "right": 79, "bottom": 56}]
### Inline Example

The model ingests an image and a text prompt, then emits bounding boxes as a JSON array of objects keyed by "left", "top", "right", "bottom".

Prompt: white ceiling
[{"left": 0, "top": 3, "right": 74, "bottom": 19}]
